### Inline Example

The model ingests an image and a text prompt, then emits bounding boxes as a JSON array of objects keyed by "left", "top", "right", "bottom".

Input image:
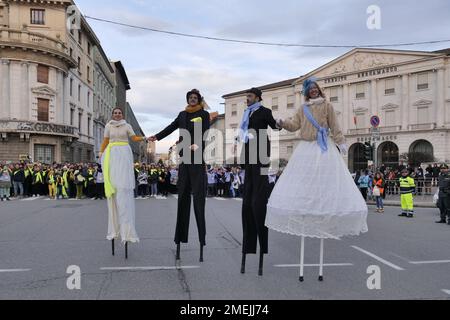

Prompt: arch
[
  {"left": 349, "top": 143, "right": 366, "bottom": 173},
  {"left": 377, "top": 141, "right": 399, "bottom": 169}
]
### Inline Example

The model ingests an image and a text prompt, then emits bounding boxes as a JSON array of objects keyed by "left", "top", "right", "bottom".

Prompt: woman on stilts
[
  {"left": 266, "top": 78, "right": 368, "bottom": 281},
  {"left": 99, "top": 107, "right": 145, "bottom": 259}
]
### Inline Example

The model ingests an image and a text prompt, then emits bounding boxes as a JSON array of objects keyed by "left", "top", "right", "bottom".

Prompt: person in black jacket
[
  {"left": 149, "top": 89, "right": 210, "bottom": 262},
  {"left": 12, "top": 164, "right": 25, "bottom": 198},
  {"left": 238, "top": 87, "right": 280, "bottom": 276}
]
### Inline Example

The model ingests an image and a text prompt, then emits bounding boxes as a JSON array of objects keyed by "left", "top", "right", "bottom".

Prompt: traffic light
[{"left": 364, "top": 142, "right": 373, "bottom": 161}]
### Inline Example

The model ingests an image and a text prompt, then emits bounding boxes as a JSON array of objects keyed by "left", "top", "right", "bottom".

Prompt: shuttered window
[
  {"left": 37, "top": 98, "right": 49, "bottom": 122},
  {"left": 37, "top": 65, "right": 49, "bottom": 84},
  {"left": 30, "top": 9, "right": 45, "bottom": 25}
]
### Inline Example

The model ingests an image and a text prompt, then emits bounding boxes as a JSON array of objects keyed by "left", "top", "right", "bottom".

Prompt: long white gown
[
  {"left": 265, "top": 137, "right": 368, "bottom": 239},
  {"left": 102, "top": 120, "right": 139, "bottom": 243}
]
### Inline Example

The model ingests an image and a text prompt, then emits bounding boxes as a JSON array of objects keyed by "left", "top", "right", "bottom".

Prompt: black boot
[
  {"left": 125, "top": 242, "right": 128, "bottom": 260},
  {"left": 258, "top": 252, "right": 264, "bottom": 276},
  {"left": 111, "top": 239, "right": 115, "bottom": 256},
  {"left": 240, "top": 254, "right": 246, "bottom": 274},
  {"left": 436, "top": 220, "right": 447, "bottom": 224}
]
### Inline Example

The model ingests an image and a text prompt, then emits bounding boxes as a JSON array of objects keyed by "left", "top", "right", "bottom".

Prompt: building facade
[
  {"left": 222, "top": 48, "right": 450, "bottom": 172},
  {"left": 125, "top": 102, "right": 147, "bottom": 163},
  {"left": 0, "top": 0, "right": 78, "bottom": 163},
  {"left": 204, "top": 113, "right": 225, "bottom": 165}
]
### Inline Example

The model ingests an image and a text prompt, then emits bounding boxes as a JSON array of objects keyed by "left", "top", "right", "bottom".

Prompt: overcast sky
[{"left": 75, "top": 0, "right": 450, "bottom": 153}]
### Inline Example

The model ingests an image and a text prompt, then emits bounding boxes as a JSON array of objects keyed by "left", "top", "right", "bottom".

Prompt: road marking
[
  {"left": 214, "top": 197, "right": 226, "bottom": 201},
  {"left": 351, "top": 246, "right": 405, "bottom": 271},
  {"left": 234, "top": 198, "right": 242, "bottom": 201},
  {"left": 100, "top": 266, "right": 200, "bottom": 271},
  {"left": 0, "top": 269, "right": 31, "bottom": 273},
  {"left": 442, "top": 289, "right": 450, "bottom": 296},
  {"left": 172, "top": 195, "right": 178, "bottom": 199},
  {"left": 410, "top": 260, "right": 450, "bottom": 265},
  {"left": 274, "top": 263, "right": 353, "bottom": 267}
]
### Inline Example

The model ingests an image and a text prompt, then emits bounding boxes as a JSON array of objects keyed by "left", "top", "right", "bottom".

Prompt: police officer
[
  {"left": 436, "top": 164, "right": 450, "bottom": 225},
  {"left": 399, "top": 168, "right": 416, "bottom": 218}
]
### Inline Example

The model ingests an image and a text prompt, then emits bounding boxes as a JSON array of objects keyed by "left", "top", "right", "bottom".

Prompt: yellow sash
[{"left": 104, "top": 142, "right": 129, "bottom": 199}]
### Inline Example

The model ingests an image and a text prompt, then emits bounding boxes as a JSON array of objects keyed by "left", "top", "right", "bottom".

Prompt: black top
[
  {"left": 240, "top": 106, "right": 280, "bottom": 167},
  {"left": 156, "top": 109, "right": 210, "bottom": 164}
]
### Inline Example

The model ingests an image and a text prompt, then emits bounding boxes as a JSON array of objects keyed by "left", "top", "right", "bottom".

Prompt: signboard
[
  {"left": 371, "top": 127, "right": 380, "bottom": 139},
  {"left": 370, "top": 115, "right": 380, "bottom": 128}
]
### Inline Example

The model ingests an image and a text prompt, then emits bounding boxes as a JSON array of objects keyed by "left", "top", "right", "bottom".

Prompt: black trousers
[
  {"left": 175, "top": 164, "right": 207, "bottom": 245},
  {"left": 242, "top": 164, "right": 270, "bottom": 255},
  {"left": 437, "top": 196, "right": 450, "bottom": 221}
]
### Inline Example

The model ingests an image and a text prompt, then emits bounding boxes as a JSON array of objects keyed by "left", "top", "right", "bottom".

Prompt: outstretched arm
[
  {"left": 152, "top": 114, "right": 180, "bottom": 141},
  {"left": 279, "top": 110, "right": 302, "bottom": 132}
]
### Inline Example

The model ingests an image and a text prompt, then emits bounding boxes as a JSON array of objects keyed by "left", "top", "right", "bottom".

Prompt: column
[
  {"left": 401, "top": 74, "right": 409, "bottom": 131},
  {"left": 0, "top": 59, "right": 10, "bottom": 119},
  {"left": 342, "top": 84, "right": 349, "bottom": 135},
  {"left": 28, "top": 63, "right": 38, "bottom": 121},
  {"left": 436, "top": 69, "right": 445, "bottom": 128}
]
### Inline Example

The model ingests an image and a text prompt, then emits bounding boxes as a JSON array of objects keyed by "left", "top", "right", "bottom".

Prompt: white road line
[
  {"left": 442, "top": 289, "right": 450, "bottom": 296},
  {"left": 100, "top": 266, "right": 200, "bottom": 271},
  {"left": 410, "top": 260, "right": 450, "bottom": 265},
  {"left": 274, "top": 263, "right": 353, "bottom": 267},
  {"left": 0, "top": 269, "right": 31, "bottom": 273},
  {"left": 214, "top": 197, "right": 226, "bottom": 201},
  {"left": 234, "top": 198, "right": 242, "bottom": 201},
  {"left": 351, "top": 246, "right": 405, "bottom": 271}
]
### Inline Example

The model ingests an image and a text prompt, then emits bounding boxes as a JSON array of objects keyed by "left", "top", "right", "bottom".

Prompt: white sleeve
[{"left": 127, "top": 124, "right": 136, "bottom": 137}]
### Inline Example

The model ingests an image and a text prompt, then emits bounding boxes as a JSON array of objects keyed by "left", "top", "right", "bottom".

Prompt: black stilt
[
  {"left": 176, "top": 243, "right": 181, "bottom": 260},
  {"left": 240, "top": 253, "right": 246, "bottom": 274},
  {"left": 125, "top": 242, "right": 128, "bottom": 260},
  {"left": 258, "top": 252, "right": 264, "bottom": 276},
  {"left": 199, "top": 245, "right": 204, "bottom": 262},
  {"left": 111, "top": 239, "right": 115, "bottom": 256}
]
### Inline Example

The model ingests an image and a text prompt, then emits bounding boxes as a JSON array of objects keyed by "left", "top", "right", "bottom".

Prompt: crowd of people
[{"left": 0, "top": 161, "right": 282, "bottom": 202}]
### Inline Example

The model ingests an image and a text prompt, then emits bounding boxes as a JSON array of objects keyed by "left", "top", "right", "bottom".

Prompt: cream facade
[
  {"left": 223, "top": 48, "right": 450, "bottom": 171},
  {"left": 205, "top": 113, "right": 225, "bottom": 165}
]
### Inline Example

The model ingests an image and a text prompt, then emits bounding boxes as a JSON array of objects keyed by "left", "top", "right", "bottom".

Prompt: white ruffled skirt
[
  {"left": 265, "top": 138, "right": 368, "bottom": 239},
  {"left": 102, "top": 144, "right": 139, "bottom": 243}
]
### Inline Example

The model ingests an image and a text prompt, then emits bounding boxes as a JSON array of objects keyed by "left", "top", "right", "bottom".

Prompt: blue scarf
[
  {"left": 303, "top": 104, "right": 329, "bottom": 153},
  {"left": 239, "top": 102, "right": 262, "bottom": 143}
]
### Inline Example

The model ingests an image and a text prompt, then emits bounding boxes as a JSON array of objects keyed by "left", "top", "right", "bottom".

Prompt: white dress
[
  {"left": 265, "top": 123, "right": 368, "bottom": 240},
  {"left": 102, "top": 120, "right": 140, "bottom": 243}
]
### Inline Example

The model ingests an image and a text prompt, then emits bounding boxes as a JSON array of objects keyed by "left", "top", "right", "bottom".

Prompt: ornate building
[{"left": 223, "top": 48, "right": 450, "bottom": 171}]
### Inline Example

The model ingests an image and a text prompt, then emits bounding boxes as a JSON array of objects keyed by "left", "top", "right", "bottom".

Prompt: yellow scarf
[{"left": 185, "top": 104, "right": 203, "bottom": 113}]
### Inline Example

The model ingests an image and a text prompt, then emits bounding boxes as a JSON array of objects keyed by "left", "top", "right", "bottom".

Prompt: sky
[{"left": 74, "top": 0, "right": 450, "bottom": 153}]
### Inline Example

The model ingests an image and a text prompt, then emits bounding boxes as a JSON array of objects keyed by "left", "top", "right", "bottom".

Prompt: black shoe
[
  {"left": 407, "top": 214, "right": 414, "bottom": 218},
  {"left": 447, "top": 220, "right": 450, "bottom": 225},
  {"left": 398, "top": 213, "right": 407, "bottom": 217},
  {"left": 436, "top": 220, "right": 447, "bottom": 224}
]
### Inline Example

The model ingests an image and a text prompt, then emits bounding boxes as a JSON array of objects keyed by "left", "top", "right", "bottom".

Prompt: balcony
[
  {"left": 0, "top": 28, "right": 77, "bottom": 68},
  {"left": 347, "top": 128, "right": 371, "bottom": 135},
  {"left": 379, "top": 125, "right": 401, "bottom": 133},
  {"left": 408, "top": 123, "right": 436, "bottom": 131}
]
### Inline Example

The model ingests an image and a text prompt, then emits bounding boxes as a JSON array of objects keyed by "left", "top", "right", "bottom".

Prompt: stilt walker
[
  {"left": 265, "top": 78, "right": 368, "bottom": 281},
  {"left": 149, "top": 89, "right": 210, "bottom": 262},
  {"left": 100, "top": 107, "right": 144, "bottom": 259},
  {"left": 238, "top": 87, "right": 281, "bottom": 276}
]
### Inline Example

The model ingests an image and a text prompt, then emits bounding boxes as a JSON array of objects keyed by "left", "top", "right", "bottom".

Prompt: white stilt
[
  {"left": 318, "top": 238, "right": 324, "bottom": 281},
  {"left": 299, "top": 236, "right": 305, "bottom": 282}
]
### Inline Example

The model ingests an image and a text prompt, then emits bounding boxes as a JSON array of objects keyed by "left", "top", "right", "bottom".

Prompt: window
[
  {"left": 87, "top": 42, "right": 91, "bottom": 55},
  {"left": 87, "top": 66, "right": 90, "bottom": 82},
  {"left": 37, "top": 65, "right": 49, "bottom": 84},
  {"left": 70, "top": 108, "right": 74, "bottom": 126},
  {"left": 87, "top": 117, "right": 91, "bottom": 136},
  {"left": 70, "top": 78, "right": 73, "bottom": 96},
  {"left": 329, "top": 87, "right": 338, "bottom": 102},
  {"left": 287, "top": 146, "right": 293, "bottom": 155},
  {"left": 78, "top": 85, "right": 81, "bottom": 101},
  {"left": 417, "top": 73, "right": 429, "bottom": 90},
  {"left": 30, "top": 9, "right": 45, "bottom": 25},
  {"left": 87, "top": 91, "right": 90, "bottom": 107},
  {"left": 417, "top": 107, "right": 429, "bottom": 124},
  {"left": 69, "top": 47, "right": 73, "bottom": 58},
  {"left": 211, "top": 149, "right": 216, "bottom": 157},
  {"left": 34, "top": 145, "right": 54, "bottom": 164},
  {"left": 231, "top": 104, "right": 237, "bottom": 117},
  {"left": 385, "top": 79, "right": 395, "bottom": 95},
  {"left": 385, "top": 110, "right": 396, "bottom": 126},
  {"left": 78, "top": 113, "right": 82, "bottom": 132},
  {"left": 78, "top": 30, "right": 82, "bottom": 45},
  {"left": 287, "top": 95, "right": 295, "bottom": 109},
  {"left": 77, "top": 57, "right": 81, "bottom": 70},
  {"left": 37, "top": 98, "right": 49, "bottom": 122},
  {"left": 356, "top": 83, "right": 365, "bottom": 99},
  {"left": 272, "top": 97, "right": 278, "bottom": 111}
]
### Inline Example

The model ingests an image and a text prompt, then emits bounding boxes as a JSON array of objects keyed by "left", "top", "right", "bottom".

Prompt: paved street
[{"left": 0, "top": 195, "right": 449, "bottom": 300}]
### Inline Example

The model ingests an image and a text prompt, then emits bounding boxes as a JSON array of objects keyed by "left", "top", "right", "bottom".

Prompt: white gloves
[{"left": 339, "top": 144, "right": 348, "bottom": 155}]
